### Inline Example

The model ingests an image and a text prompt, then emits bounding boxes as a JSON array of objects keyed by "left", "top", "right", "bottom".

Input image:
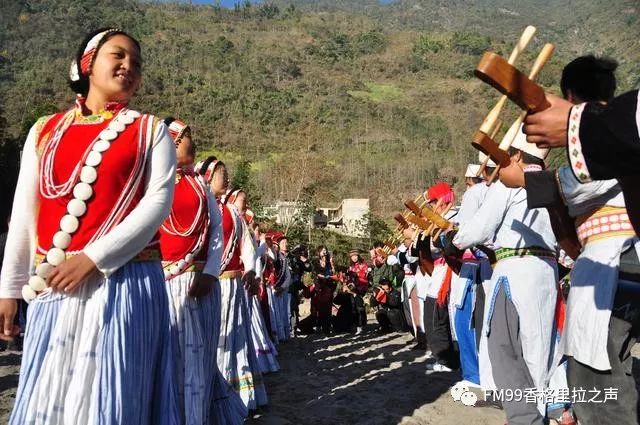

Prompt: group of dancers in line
[
  {"left": 1, "top": 23, "right": 640, "bottom": 425},
  {"left": 385, "top": 54, "right": 640, "bottom": 425},
  {"left": 0, "top": 28, "right": 298, "bottom": 424}
]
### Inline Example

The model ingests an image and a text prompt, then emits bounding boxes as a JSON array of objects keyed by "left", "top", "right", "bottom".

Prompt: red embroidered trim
[{"left": 568, "top": 103, "right": 592, "bottom": 183}]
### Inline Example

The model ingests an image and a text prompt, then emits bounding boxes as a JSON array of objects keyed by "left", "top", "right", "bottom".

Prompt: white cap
[
  {"left": 511, "top": 124, "right": 549, "bottom": 160},
  {"left": 478, "top": 151, "right": 497, "bottom": 168},
  {"left": 465, "top": 164, "right": 481, "bottom": 178}
]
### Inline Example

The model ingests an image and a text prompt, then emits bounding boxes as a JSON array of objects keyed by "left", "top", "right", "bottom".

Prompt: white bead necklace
[
  {"left": 39, "top": 108, "right": 132, "bottom": 199},
  {"left": 163, "top": 176, "right": 210, "bottom": 280},
  {"left": 22, "top": 109, "right": 141, "bottom": 302},
  {"left": 160, "top": 174, "right": 206, "bottom": 238}
]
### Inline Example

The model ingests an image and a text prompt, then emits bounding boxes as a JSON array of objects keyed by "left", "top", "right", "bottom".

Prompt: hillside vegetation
[{"left": 1, "top": 0, "right": 638, "bottom": 224}]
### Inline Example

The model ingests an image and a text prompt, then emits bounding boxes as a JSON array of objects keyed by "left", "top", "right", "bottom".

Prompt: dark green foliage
[
  {"left": 451, "top": 32, "right": 492, "bottom": 56},
  {"left": 241, "top": 87, "right": 299, "bottom": 128},
  {"left": 212, "top": 36, "right": 235, "bottom": 56},
  {"left": 258, "top": 3, "right": 280, "bottom": 19},
  {"left": 306, "top": 32, "right": 354, "bottom": 63},
  {"left": 354, "top": 30, "right": 387, "bottom": 55},
  {"left": 409, "top": 34, "right": 446, "bottom": 71},
  {"left": 0, "top": 0, "right": 638, "bottom": 226},
  {"left": 414, "top": 34, "right": 444, "bottom": 55},
  {"left": 230, "top": 159, "right": 265, "bottom": 217}
]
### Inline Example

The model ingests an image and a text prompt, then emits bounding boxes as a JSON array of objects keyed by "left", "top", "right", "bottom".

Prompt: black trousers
[
  {"left": 423, "top": 297, "right": 459, "bottom": 369},
  {"left": 375, "top": 308, "right": 403, "bottom": 332},
  {"left": 355, "top": 294, "right": 367, "bottom": 327},
  {"left": 290, "top": 289, "right": 300, "bottom": 326},
  {"left": 488, "top": 286, "right": 544, "bottom": 425},
  {"left": 567, "top": 277, "right": 640, "bottom": 425},
  {"left": 474, "top": 280, "right": 485, "bottom": 351}
]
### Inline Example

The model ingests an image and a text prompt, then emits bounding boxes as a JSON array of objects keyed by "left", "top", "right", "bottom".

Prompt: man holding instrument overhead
[
  {"left": 438, "top": 129, "right": 560, "bottom": 425},
  {"left": 447, "top": 161, "right": 493, "bottom": 388}
]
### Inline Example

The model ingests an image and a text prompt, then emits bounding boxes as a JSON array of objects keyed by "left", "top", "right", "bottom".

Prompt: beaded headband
[
  {"left": 70, "top": 28, "right": 120, "bottom": 82},
  {"left": 226, "top": 188, "right": 244, "bottom": 204},
  {"left": 203, "top": 160, "right": 220, "bottom": 184},
  {"left": 167, "top": 119, "right": 189, "bottom": 147}
]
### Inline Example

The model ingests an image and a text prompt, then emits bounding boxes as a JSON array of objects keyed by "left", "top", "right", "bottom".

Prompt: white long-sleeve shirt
[
  {"left": 254, "top": 240, "right": 268, "bottom": 278},
  {"left": 557, "top": 165, "right": 624, "bottom": 217},
  {"left": 387, "top": 243, "right": 417, "bottom": 275},
  {"left": 555, "top": 165, "right": 636, "bottom": 371},
  {"left": 456, "top": 182, "right": 490, "bottom": 227},
  {"left": 202, "top": 189, "right": 223, "bottom": 278},
  {"left": 0, "top": 118, "right": 176, "bottom": 299},
  {"left": 453, "top": 180, "right": 556, "bottom": 252}
]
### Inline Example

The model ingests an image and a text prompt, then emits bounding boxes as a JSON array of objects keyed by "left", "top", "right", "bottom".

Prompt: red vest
[
  {"left": 263, "top": 256, "right": 276, "bottom": 287},
  {"left": 35, "top": 111, "right": 152, "bottom": 255},
  {"left": 158, "top": 172, "right": 209, "bottom": 262},
  {"left": 221, "top": 204, "right": 243, "bottom": 273}
]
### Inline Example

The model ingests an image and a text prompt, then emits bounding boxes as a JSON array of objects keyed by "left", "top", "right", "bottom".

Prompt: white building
[
  {"left": 264, "top": 201, "right": 301, "bottom": 227},
  {"left": 268, "top": 198, "right": 370, "bottom": 238}
]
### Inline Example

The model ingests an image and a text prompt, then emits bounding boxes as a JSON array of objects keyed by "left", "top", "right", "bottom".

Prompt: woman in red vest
[
  {"left": 198, "top": 157, "right": 268, "bottom": 411},
  {"left": 228, "top": 189, "right": 279, "bottom": 374},
  {"left": 160, "top": 119, "right": 246, "bottom": 424},
  {"left": 0, "top": 28, "right": 178, "bottom": 423}
]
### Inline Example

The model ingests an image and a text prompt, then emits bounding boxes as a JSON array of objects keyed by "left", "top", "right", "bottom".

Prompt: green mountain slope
[{"left": 1, "top": 0, "right": 637, "bottom": 218}]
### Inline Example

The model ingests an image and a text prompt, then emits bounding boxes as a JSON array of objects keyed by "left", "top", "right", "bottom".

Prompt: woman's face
[
  {"left": 176, "top": 135, "right": 195, "bottom": 167},
  {"left": 88, "top": 34, "right": 141, "bottom": 102},
  {"left": 350, "top": 254, "right": 359, "bottom": 263},
  {"left": 233, "top": 192, "right": 247, "bottom": 212},
  {"left": 279, "top": 238, "right": 288, "bottom": 252},
  {"left": 210, "top": 165, "right": 229, "bottom": 196},
  {"left": 319, "top": 247, "right": 327, "bottom": 257}
]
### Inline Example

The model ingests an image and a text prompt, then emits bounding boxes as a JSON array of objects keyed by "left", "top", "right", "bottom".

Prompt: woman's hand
[
  {"left": 242, "top": 270, "right": 257, "bottom": 292},
  {"left": 189, "top": 273, "right": 217, "bottom": 298},
  {"left": 0, "top": 299, "right": 20, "bottom": 341},
  {"left": 47, "top": 253, "right": 98, "bottom": 293},
  {"left": 248, "top": 277, "right": 262, "bottom": 296}
]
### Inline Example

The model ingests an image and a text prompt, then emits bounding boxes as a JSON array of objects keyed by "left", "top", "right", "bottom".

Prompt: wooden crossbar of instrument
[
  {"left": 473, "top": 26, "right": 536, "bottom": 176},
  {"left": 484, "top": 43, "right": 555, "bottom": 185},
  {"left": 404, "top": 199, "right": 452, "bottom": 239}
]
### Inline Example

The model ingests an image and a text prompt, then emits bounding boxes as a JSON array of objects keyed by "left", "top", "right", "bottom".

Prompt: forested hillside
[{"left": 1, "top": 0, "right": 638, "bottom": 222}]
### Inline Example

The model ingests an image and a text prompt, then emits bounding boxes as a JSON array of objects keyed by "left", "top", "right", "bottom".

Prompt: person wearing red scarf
[{"left": 421, "top": 182, "right": 461, "bottom": 373}]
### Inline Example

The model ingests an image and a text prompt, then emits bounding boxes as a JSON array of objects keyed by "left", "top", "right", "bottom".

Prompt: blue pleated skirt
[
  {"left": 10, "top": 261, "right": 179, "bottom": 425},
  {"left": 166, "top": 271, "right": 247, "bottom": 425},
  {"left": 245, "top": 291, "right": 279, "bottom": 374},
  {"left": 217, "top": 276, "right": 268, "bottom": 410},
  {"left": 202, "top": 278, "right": 247, "bottom": 424}
]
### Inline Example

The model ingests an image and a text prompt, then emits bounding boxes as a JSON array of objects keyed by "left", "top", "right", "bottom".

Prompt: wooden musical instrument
[
  {"left": 473, "top": 26, "right": 537, "bottom": 176},
  {"left": 473, "top": 42, "right": 555, "bottom": 184}
]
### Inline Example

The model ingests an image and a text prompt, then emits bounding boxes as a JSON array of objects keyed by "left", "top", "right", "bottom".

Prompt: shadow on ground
[{"left": 247, "top": 324, "right": 462, "bottom": 425}]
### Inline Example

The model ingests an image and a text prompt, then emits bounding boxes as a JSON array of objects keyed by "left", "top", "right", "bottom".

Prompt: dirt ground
[{"left": 2, "top": 313, "right": 639, "bottom": 424}]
